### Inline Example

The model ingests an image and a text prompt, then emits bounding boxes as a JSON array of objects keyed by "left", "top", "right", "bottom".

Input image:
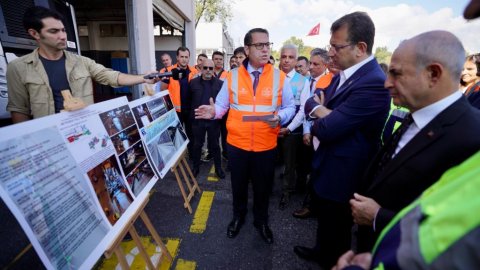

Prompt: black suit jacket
[
  {"left": 356, "top": 96, "right": 480, "bottom": 252},
  {"left": 187, "top": 76, "right": 224, "bottom": 119}
]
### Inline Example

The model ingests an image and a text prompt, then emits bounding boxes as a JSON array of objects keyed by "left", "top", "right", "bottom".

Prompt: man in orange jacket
[{"left": 195, "top": 28, "right": 295, "bottom": 244}]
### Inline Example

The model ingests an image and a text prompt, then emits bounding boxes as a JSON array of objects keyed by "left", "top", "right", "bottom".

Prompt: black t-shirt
[
  {"left": 179, "top": 68, "right": 191, "bottom": 111},
  {"left": 39, "top": 54, "right": 70, "bottom": 113}
]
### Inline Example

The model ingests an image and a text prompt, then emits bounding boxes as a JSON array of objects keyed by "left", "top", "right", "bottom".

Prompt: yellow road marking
[
  {"left": 159, "top": 238, "right": 181, "bottom": 270},
  {"left": 207, "top": 165, "right": 218, "bottom": 182},
  {"left": 175, "top": 259, "right": 197, "bottom": 270},
  {"left": 98, "top": 237, "right": 181, "bottom": 270},
  {"left": 189, "top": 191, "right": 215, "bottom": 233}
]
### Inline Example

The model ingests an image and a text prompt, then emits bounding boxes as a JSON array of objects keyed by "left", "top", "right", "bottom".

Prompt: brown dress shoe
[{"left": 292, "top": 207, "right": 311, "bottom": 219}]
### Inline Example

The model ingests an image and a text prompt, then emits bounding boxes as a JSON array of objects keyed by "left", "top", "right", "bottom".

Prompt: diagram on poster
[{"left": 130, "top": 92, "right": 189, "bottom": 178}]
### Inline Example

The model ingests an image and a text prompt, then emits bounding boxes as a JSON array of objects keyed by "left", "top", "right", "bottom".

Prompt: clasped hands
[
  {"left": 331, "top": 250, "right": 372, "bottom": 270},
  {"left": 306, "top": 90, "right": 332, "bottom": 119},
  {"left": 350, "top": 193, "right": 381, "bottom": 226}
]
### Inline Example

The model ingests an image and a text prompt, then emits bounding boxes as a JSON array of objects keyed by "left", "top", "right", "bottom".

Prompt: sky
[{"left": 226, "top": 0, "right": 480, "bottom": 54}]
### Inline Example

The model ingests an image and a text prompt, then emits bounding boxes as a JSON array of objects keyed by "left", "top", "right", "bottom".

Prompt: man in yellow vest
[{"left": 195, "top": 28, "right": 295, "bottom": 244}]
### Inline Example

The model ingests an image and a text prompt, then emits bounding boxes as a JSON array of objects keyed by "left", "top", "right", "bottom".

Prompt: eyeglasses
[
  {"left": 203, "top": 66, "right": 214, "bottom": 70},
  {"left": 326, "top": 43, "right": 354, "bottom": 52},
  {"left": 248, "top": 42, "right": 273, "bottom": 50}
]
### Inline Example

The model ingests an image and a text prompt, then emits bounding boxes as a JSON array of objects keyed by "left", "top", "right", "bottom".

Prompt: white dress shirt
[
  {"left": 213, "top": 62, "right": 295, "bottom": 126},
  {"left": 337, "top": 55, "right": 374, "bottom": 92},
  {"left": 393, "top": 90, "right": 462, "bottom": 157}
]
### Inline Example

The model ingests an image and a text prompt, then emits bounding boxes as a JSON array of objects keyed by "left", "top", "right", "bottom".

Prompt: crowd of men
[{"left": 6, "top": 2, "right": 480, "bottom": 269}]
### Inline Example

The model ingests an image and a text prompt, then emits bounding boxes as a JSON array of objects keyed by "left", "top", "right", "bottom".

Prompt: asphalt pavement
[{"left": 0, "top": 157, "right": 324, "bottom": 270}]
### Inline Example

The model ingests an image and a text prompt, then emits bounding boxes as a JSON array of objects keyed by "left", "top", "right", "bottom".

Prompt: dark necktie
[
  {"left": 252, "top": 71, "right": 260, "bottom": 95},
  {"left": 375, "top": 114, "right": 414, "bottom": 174},
  {"left": 310, "top": 77, "right": 316, "bottom": 94}
]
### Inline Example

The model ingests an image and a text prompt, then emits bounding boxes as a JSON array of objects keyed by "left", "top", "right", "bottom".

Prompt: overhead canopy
[{"left": 152, "top": 0, "right": 185, "bottom": 31}]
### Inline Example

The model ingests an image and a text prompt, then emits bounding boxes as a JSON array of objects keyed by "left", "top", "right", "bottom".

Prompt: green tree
[
  {"left": 281, "top": 36, "right": 315, "bottom": 58},
  {"left": 195, "top": 0, "right": 233, "bottom": 28},
  {"left": 374, "top": 46, "right": 392, "bottom": 64},
  {"left": 283, "top": 36, "right": 305, "bottom": 53}
]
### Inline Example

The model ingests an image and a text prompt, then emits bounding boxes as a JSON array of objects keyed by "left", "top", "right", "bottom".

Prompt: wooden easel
[
  {"left": 170, "top": 148, "right": 202, "bottom": 213},
  {"left": 104, "top": 196, "right": 172, "bottom": 269}
]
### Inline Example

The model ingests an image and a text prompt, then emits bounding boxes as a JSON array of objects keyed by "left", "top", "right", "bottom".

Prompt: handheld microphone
[{"left": 143, "top": 68, "right": 187, "bottom": 80}]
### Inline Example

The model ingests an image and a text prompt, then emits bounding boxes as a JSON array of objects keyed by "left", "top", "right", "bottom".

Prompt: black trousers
[
  {"left": 313, "top": 195, "right": 353, "bottom": 269},
  {"left": 280, "top": 132, "right": 303, "bottom": 194},
  {"left": 228, "top": 143, "right": 276, "bottom": 225},
  {"left": 192, "top": 120, "right": 221, "bottom": 170}
]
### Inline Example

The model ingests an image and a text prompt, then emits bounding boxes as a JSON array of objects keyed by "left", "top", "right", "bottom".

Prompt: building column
[{"left": 125, "top": 0, "right": 156, "bottom": 99}]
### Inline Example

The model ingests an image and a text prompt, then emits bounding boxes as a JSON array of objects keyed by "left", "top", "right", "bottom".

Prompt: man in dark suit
[
  {"left": 350, "top": 30, "right": 480, "bottom": 253},
  {"left": 293, "top": 12, "right": 391, "bottom": 268},
  {"left": 187, "top": 59, "right": 225, "bottom": 179}
]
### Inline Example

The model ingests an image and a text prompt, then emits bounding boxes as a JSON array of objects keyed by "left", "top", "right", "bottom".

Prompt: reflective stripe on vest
[
  {"left": 226, "top": 64, "right": 284, "bottom": 151},
  {"left": 230, "top": 68, "right": 280, "bottom": 113},
  {"left": 372, "top": 151, "right": 480, "bottom": 269}
]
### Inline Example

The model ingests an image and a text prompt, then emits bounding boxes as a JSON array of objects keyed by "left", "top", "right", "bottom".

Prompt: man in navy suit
[{"left": 293, "top": 12, "right": 391, "bottom": 268}]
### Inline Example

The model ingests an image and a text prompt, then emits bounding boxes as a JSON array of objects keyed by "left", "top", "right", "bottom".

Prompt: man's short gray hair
[
  {"left": 310, "top": 48, "right": 329, "bottom": 63},
  {"left": 409, "top": 30, "right": 465, "bottom": 80},
  {"left": 280, "top": 44, "right": 298, "bottom": 57}
]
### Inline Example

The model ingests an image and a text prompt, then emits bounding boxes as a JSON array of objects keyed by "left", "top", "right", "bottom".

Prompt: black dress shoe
[
  {"left": 216, "top": 169, "right": 225, "bottom": 179},
  {"left": 192, "top": 167, "right": 200, "bottom": 177},
  {"left": 255, "top": 224, "right": 273, "bottom": 244},
  {"left": 279, "top": 193, "right": 290, "bottom": 210},
  {"left": 227, "top": 218, "right": 244, "bottom": 238},
  {"left": 294, "top": 246, "right": 319, "bottom": 261},
  {"left": 292, "top": 207, "right": 311, "bottom": 219}
]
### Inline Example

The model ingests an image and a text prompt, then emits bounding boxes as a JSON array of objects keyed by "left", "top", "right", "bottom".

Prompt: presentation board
[{"left": 0, "top": 92, "right": 187, "bottom": 270}]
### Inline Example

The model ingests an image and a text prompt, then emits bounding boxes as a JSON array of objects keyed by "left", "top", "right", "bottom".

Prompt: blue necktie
[{"left": 252, "top": 71, "right": 260, "bottom": 95}]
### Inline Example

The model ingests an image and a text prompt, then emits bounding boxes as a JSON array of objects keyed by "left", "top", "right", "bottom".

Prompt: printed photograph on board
[
  {"left": 110, "top": 125, "right": 141, "bottom": 155},
  {"left": 146, "top": 97, "right": 168, "bottom": 120},
  {"left": 125, "top": 159, "right": 156, "bottom": 196},
  {"left": 99, "top": 105, "right": 136, "bottom": 136},
  {"left": 86, "top": 155, "right": 134, "bottom": 225},
  {"left": 118, "top": 141, "right": 148, "bottom": 176},
  {"left": 131, "top": 104, "right": 153, "bottom": 129},
  {"left": 163, "top": 94, "right": 174, "bottom": 111}
]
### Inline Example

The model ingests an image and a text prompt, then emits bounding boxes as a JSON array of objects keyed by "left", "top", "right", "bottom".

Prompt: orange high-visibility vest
[
  {"left": 216, "top": 69, "right": 228, "bottom": 81},
  {"left": 167, "top": 64, "right": 198, "bottom": 112},
  {"left": 315, "top": 72, "right": 333, "bottom": 89},
  {"left": 226, "top": 64, "right": 285, "bottom": 151}
]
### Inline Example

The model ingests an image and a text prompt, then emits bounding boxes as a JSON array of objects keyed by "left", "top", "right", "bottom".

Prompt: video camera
[{"left": 143, "top": 68, "right": 188, "bottom": 80}]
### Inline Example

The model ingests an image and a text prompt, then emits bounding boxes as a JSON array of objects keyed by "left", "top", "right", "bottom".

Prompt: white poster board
[
  {"left": 0, "top": 92, "right": 188, "bottom": 270},
  {"left": 129, "top": 91, "right": 188, "bottom": 178}
]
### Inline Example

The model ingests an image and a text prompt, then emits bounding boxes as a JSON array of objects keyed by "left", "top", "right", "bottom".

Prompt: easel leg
[
  {"left": 140, "top": 211, "right": 173, "bottom": 262},
  {"left": 181, "top": 157, "right": 195, "bottom": 181},
  {"left": 129, "top": 227, "right": 156, "bottom": 270},
  {"left": 172, "top": 167, "right": 193, "bottom": 213},
  {"left": 178, "top": 161, "right": 194, "bottom": 192},
  {"left": 181, "top": 157, "right": 202, "bottom": 194},
  {"left": 114, "top": 246, "right": 130, "bottom": 270}
]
